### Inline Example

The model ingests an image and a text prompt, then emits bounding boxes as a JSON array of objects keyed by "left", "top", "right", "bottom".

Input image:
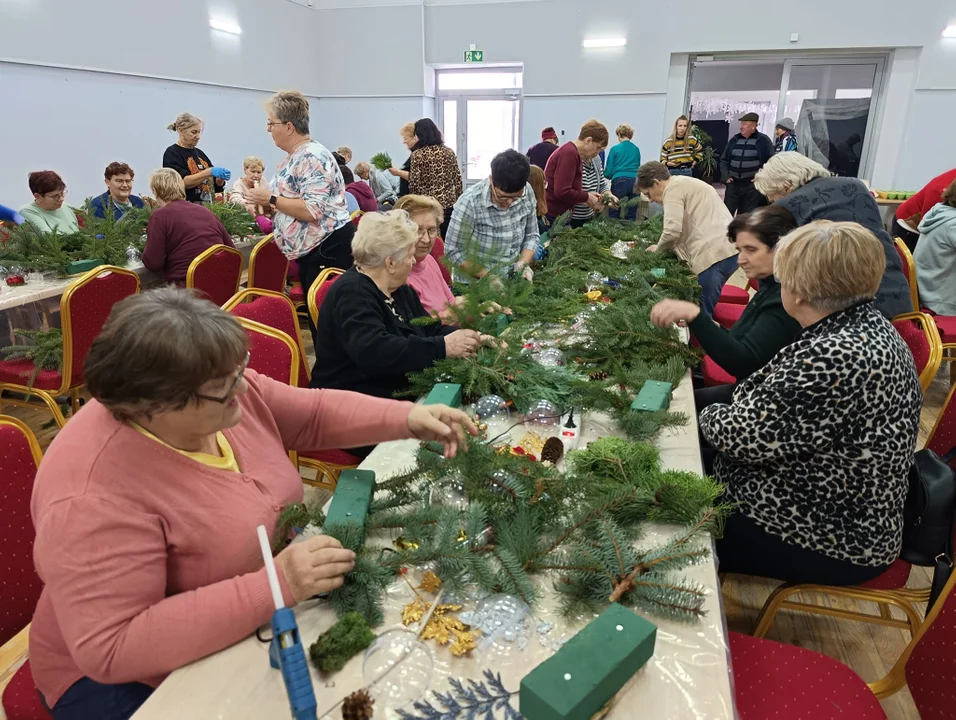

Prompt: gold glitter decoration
[
  {"left": 456, "top": 528, "right": 468, "bottom": 543},
  {"left": 400, "top": 600, "right": 480, "bottom": 656},
  {"left": 401, "top": 597, "right": 428, "bottom": 625},
  {"left": 393, "top": 536, "right": 420, "bottom": 551},
  {"left": 516, "top": 431, "right": 546, "bottom": 456},
  {"left": 585, "top": 290, "right": 603, "bottom": 301},
  {"left": 419, "top": 571, "right": 441, "bottom": 594}
]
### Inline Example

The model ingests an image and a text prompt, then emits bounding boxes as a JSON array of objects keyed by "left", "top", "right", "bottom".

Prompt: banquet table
[{"left": 131, "top": 371, "right": 736, "bottom": 720}]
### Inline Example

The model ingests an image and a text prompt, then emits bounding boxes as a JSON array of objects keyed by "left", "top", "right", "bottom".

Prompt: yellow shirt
[{"left": 130, "top": 423, "right": 240, "bottom": 473}]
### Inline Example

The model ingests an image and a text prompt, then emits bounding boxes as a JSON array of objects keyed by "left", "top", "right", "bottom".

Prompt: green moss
[{"left": 308, "top": 611, "right": 376, "bottom": 674}]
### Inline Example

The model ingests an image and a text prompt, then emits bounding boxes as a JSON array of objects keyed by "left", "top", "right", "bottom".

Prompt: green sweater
[
  {"left": 688, "top": 277, "right": 801, "bottom": 379},
  {"left": 603, "top": 139, "right": 641, "bottom": 181}
]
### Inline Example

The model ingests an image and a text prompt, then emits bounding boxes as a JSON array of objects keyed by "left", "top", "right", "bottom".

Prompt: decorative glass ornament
[
  {"left": 0, "top": 265, "right": 8, "bottom": 279},
  {"left": 524, "top": 399, "right": 562, "bottom": 429},
  {"left": 586, "top": 270, "right": 604, "bottom": 291},
  {"left": 464, "top": 594, "right": 533, "bottom": 663},
  {"left": 488, "top": 469, "right": 516, "bottom": 497},
  {"left": 535, "top": 347, "right": 566, "bottom": 367},
  {"left": 429, "top": 470, "right": 468, "bottom": 510},
  {"left": 125, "top": 245, "right": 141, "bottom": 264},
  {"left": 473, "top": 394, "right": 510, "bottom": 424},
  {"left": 362, "top": 628, "right": 433, "bottom": 710}
]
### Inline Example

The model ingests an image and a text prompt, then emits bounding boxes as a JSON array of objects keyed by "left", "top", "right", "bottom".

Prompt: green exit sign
[{"left": 464, "top": 50, "right": 484, "bottom": 63}]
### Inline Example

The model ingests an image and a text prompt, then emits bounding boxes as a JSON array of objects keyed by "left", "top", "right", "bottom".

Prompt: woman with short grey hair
[
  {"left": 754, "top": 152, "right": 910, "bottom": 318},
  {"left": 310, "top": 210, "right": 489, "bottom": 408},
  {"left": 241, "top": 90, "right": 354, "bottom": 341},
  {"left": 28, "top": 287, "right": 476, "bottom": 720}
]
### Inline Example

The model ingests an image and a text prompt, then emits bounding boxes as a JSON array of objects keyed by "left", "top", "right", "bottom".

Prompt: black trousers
[
  {"left": 695, "top": 383, "right": 736, "bottom": 476},
  {"left": 893, "top": 218, "right": 920, "bottom": 252},
  {"left": 724, "top": 179, "right": 767, "bottom": 216},
  {"left": 440, "top": 206, "right": 455, "bottom": 242},
  {"left": 716, "top": 512, "right": 892, "bottom": 585},
  {"left": 298, "top": 222, "right": 355, "bottom": 341}
]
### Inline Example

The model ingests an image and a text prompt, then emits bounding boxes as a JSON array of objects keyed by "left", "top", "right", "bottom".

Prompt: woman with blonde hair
[
  {"left": 309, "top": 210, "right": 490, "bottom": 411},
  {"left": 228, "top": 157, "right": 271, "bottom": 218},
  {"left": 162, "top": 112, "right": 231, "bottom": 204},
  {"left": 755, "top": 152, "right": 910, "bottom": 318},
  {"left": 604, "top": 123, "right": 641, "bottom": 219},
  {"left": 389, "top": 121, "right": 417, "bottom": 197},
  {"left": 660, "top": 115, "right": 702, "bottom": 178},
  {"left": 699, "top": 220, "right": 921, "bottom": 585},
  {"left": 394, "top": 195, "right": 455, "bottom": 314}
]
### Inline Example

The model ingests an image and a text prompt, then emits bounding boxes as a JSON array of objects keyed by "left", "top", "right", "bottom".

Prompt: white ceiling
[{"left": 284, "top": 0, "right": 547, "bottom": 8}]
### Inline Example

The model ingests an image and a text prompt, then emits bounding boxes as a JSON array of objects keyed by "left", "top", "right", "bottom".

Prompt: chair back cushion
[
  {"left": 906, "top": 575, "right": 956, "bottom": 718},
  {"left": 248, "top": 236, "right": 289, "bottom": 293},
  {"left": 892, "top": 312, "right": 941, "bottom": 392},
  {"left": 893, "top": 317, "right": 931, "bottom": 379},
  {"left": 308, "top": 269, "right": 345, "bottom": 327},
  {"left": 229, "top": 293, "right": 309, "bottom": 386},
  {"left": 430, "top": 236, "right": 453, "bottom": 287},
  {"left": 238, "top": 319, "right": 299, "bottom": 386},
  {"left": 187, "top": 245, "right": 242, "bottom": 306},
  {"left": 0, "top": 419, "right": 43, "bottom": 646},
  {"left": 63, "top": 266, "right": 140, "bottom": 387}
]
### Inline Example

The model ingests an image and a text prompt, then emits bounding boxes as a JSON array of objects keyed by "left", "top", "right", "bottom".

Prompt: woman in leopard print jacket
[
  {"left": 408, "top": 118, "right": 463, "bottom": 239},
  {"left": 700, "top": 221, "right": 922, "bottom": 586}
]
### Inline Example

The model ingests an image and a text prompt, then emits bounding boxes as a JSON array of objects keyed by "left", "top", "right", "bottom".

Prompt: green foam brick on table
[
  {"left": 324, "top": 469, "right": 376, "bottom": 538},
  {"left": 496, "top": 313, "right": 511, "bottom": 334},
  {"left": 519, "top": 603, "right": 657, "bottom": 720},
  {"left": 66, "top": 259, "right": 105, "bottom": 276},
  {"left": 423, "top": 383, "right": 462, "bottom": 409},
  {"left": 650, "top": 268, "right": 666, "bottom": 279},
  {"left": 630, "top": 380, "right": 672, "bottom": 412}
]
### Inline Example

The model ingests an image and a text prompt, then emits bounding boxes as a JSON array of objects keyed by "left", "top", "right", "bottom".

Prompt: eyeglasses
[
  {"left": 195, "top": 352, "right": 250, "bottom": 403},
  {"left": 491, "top": 185, "right": 525, "bottom": 207},
  {"left": 266, "top": 120, "right": 287, "bottom": 130},
  {"left": 44, "top": 191, "right": 67, "bottom": 201},
  {"left": 418, "top": 227, "right": 440, "bottom": 240},
  {"left": 113, "top": 179, "right": 133, "bottom": 186}
]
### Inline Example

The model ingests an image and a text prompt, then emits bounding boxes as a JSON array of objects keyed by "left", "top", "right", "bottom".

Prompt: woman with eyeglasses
[
  {"left": 27, "top": 287, "right": 477, "bottom": 720},
  {"left": 19, "top": 170, "right": 80, "bottom": 234},
  {"left": 163, "top": 112, "right": 231, "bottom": 204}
]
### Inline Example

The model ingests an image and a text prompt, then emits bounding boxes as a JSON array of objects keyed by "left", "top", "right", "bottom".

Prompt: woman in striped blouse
[
  {"left": 660, "top": 115, "right": 702, "bottom": 177},
  {"left": 571, "top": 155, "right": 614, "bottom": 226}
]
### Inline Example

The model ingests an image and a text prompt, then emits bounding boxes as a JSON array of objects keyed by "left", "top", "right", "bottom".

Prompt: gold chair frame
[
  {"left": 246, "top": 234, "right": 289, "bottom": 291},
  {"left": 306, "top": 267, "right": 346, "bottom": 328},
  {"left": 185, "top": 244, "right": 243, "bottom": 300}
]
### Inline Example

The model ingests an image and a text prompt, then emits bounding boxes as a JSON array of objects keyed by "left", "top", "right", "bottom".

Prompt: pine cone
[
  {"left": 541, "top": 436, "right": 565, "bottom": 465},
  {"left": 342, "top": 688, "right": 374, "bottom": 720},
  {"left": 588, "top": 370, "right": 609, "bottom": 381}
]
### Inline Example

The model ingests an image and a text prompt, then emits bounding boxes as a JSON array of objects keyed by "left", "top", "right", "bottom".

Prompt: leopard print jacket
[
  {"left": 699, "top": 302, "right": 922, "bottom": 566},
  {"left": 409, "top": 145, "right": 464, "bottom": 209}
]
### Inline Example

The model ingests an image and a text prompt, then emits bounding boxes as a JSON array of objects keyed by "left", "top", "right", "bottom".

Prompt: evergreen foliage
[
  {"left": 204, "top": 200, "right": 259, "bottom": 237},
  {"left": 370, "top": 152, "right": 393, "bottom": 171},
  {"left": 1, "top": 328, "right": 63, "bottom": 387}
]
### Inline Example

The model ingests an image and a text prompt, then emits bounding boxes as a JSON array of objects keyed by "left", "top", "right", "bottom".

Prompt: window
[{"left": 437, "top": 71, "right": 523, "bottom": 91}]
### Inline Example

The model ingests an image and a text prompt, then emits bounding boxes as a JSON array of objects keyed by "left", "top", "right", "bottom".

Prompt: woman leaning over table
[
  {"left": 406, "top": 118, "right": 463, "bottom": 239},
  {"left": 241, "top": 90, "right": 355, "bottom": 338},
  {"left": 19, "top": 170, "right": 79, "bottom": 234},
  {"left": 162, "top": 112, "right": 231, "bottom": 204},
  {"left": 649, "top": 206, "right": 802, "bottom": 391},
  {"left": 699, "top": 221, "right": 921, "bottom": 586},
  {"left": 28, "top": 288, "right": 475, "bottom": 720},
  {"left": 310, "top": 211, "right": 490, "bottom": 413}
]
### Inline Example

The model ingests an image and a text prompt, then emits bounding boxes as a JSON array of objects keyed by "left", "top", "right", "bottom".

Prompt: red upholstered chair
[
  {"left": 701, "top": 355, "right": 736, "bottom": 387},
  {"left": 287, "top": 259, "right": 301, "bottom": 282},
  {"left": 307, "top": 268, "right": 345, "bottom": 328},
  {"left": 713, "top": 302, "right": 745, "bottom": 330},
  {"left": 186, "top": 244, "right": 243, "bottom": 307},
  {"left": 730, "top": 632, "right": 887, "bottom": 719},
  {"left": 0, "top": 265, "right": 140, "bottom": 428},
  {"left": 894, "top": 237, "right": 921, "bottom": 314},
  {"left": 719, "top": 285, "right": 749, "bottom": 305},
  {"left": 430, "top": 237, "right": 453, "bottom": 288},
  {"left": 236, "top": 318, "right": 299, "bottom": 388},
  {"left": 891, "top": 312, "right": 943, "bottom": 392},
  {"left": 223, "top": 290, "right": 310, "bottom": 388},
  {"left": 0, "top": 417, "right": 50, "bottom": 720},
  {"left": 247, "top": 235, "right": 289, "bottom": 293}
]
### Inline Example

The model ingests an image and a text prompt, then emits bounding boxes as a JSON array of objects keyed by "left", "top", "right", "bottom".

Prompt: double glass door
[{"left": 440, "top": 96, "right": 521, "bottom": 185}]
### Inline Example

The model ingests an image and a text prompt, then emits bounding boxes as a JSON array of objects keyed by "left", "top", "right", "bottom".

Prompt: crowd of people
[{"left": 5, "top": 89, "right": 956, "bottom": 720}]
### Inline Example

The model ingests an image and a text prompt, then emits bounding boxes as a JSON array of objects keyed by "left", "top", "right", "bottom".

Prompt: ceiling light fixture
[
  {"left": 943, "top": 24, "right": 956, "bottom": 38},
  {"left": 210, "top": 19, "right": 242, "bottom": 35},
  {"left": 582, "top": 38, "right": 627, "bottom": 49}
]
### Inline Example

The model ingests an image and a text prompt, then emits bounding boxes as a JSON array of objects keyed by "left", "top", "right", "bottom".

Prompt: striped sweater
[{"left": 660, "top": 136, "right": 703, "bottom": 169}]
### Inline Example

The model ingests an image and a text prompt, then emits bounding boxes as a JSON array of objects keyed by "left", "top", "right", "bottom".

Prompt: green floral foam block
[
  {"left": 630, "top": 380, "right": 672, "bottom": 412},
  {"left": 423, "top": 383, "right": 462, "bottom": 409},
  {"left": 324, "top": 470, "right": 376, "bottom": 538}
]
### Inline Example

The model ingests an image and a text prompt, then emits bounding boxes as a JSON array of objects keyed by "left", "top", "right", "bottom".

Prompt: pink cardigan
[{"left": 30, "top": 370, "right": 414, "bottom": 706}]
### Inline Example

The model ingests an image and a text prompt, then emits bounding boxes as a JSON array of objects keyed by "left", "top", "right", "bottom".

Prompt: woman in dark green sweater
[{"left": 649, "top": 206, "right": 801, "bottom": 382}]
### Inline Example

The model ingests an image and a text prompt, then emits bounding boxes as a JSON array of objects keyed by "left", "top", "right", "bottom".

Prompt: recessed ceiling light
[
  {"left": 943, "top": 24, "right": 956, "bottom": 38},
  {"left": 582, "top": 38, "right": 627, "bottom": 49},
  {"left": 210, "top": 19, "right": 242, "bottom": 35}
]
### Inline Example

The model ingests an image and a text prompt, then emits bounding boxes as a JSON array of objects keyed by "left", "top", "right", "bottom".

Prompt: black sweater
[
  {"left": 689, "top": 277, "right": 800, "bottom": 379},
  {"left": 309, "top": 269, "right": 455, "bottom": 399}
]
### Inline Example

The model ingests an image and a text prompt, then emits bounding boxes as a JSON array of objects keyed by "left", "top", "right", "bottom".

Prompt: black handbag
[{"left": 901, "top": 448, "right": 956, "bottom": 611}]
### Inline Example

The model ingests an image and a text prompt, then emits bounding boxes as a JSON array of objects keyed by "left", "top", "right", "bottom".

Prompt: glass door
[
  {"left": 464, "top": 99, "right": 520, "bottom": 183},
  {"left": 779, "top": 57, "right": 884, "bottom": 178}
]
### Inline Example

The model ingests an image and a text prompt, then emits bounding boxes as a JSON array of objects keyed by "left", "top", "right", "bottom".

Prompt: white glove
[{"left": 515, "top": 262, "right": 534, "bottom": 282}]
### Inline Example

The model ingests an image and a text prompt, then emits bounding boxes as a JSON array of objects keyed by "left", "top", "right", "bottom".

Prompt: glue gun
[{"left": 257, "top": 525, "right": 318, "bottom": 720}]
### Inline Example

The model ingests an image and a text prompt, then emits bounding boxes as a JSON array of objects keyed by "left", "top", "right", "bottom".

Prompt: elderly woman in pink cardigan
[{"left": 29, "top": 288, "right": 475, "bottom": 720}]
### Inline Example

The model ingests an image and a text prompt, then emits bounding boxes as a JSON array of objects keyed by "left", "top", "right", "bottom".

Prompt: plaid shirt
[{"left": 444, "top": 178, "right": 539, "bottom": 278}]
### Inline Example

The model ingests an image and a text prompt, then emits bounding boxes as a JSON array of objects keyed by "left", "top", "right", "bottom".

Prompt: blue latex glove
[
  {"left": 0, "top": 204, "right": 24, "bottom": 225},
  {"left": 210, "top": 167, "right": 231, "bottom": 181}
]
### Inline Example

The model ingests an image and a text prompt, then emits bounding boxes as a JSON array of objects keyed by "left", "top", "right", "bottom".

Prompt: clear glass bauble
[
  {"left": 429, "top": 470, "right": 468, "bottom": 510},
  {"left": 524, "top": 399, "right": 562, "bottom": 429},
  {"left": 535, "top": 347, "right": 566, "bottom": 367},
  {"left": 473, "top": 394, "right": 510, "bottom": 424},
  {"left": 362, "top": 628, "right": 433, "bottom": 710}
]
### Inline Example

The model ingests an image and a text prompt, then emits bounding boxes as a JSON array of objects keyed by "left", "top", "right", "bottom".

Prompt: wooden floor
[{"left": 1, "top": 318, "right": 950, "bottom": 719}]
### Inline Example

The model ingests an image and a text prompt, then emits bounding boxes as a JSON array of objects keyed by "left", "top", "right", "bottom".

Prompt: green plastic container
[{"left": 66, "top": 259, "right": 105, "bottom": 276}]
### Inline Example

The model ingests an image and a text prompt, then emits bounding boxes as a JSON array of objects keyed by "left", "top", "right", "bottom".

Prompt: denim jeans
[
  {"left": 609, "top": 176, "right": 637, "bottom": 220},
  {"left": 670, "top": 167, "right": 693, "bottom": 177},
  {"left": 43, "top": 677, "right": 154, "bottom": 720},
  {"left": 697, "top": 254, "right": 739, "bottom": 317}
]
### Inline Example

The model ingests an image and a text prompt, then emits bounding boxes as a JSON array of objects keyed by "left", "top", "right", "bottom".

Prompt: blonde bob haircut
[
  {"left": 149, "top": 168, "right": 187, "bottom": 203},
  {"left": 394, "top": 194, "right": 444, "bottom": 225},
  {"left": 616, "top": 124, "right": 634, "bottom": 139},
  {"left": 578, "top": 119, "right": 609, "bottom": 146},
  {"left": 351, "top": 210, "right": 419, "bottom": 268},
  {"left": 243, "top": 156, "right": 265, "bottom": 172},
  {"left": 773, "top": 220, "right": 885, "bottom": 313},
  {"left": 755, "top": 152, "right": 831, "bottom": 201},
  {"left": 400, "top": 122, "right": 416, "bottom": 139}
]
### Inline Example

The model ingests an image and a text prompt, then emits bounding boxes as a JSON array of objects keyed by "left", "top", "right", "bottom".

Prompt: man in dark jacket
[
  {"left": 720, "top": 113, "right": 774, "bottom": 216},
  {"left": 527, "top": 127, "right": 559, "bottom": 169}
]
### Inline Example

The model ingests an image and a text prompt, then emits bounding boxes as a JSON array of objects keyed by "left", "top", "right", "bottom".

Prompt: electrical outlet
[{"left": 790, "top": 32, "right": 799, "bottom": 42}]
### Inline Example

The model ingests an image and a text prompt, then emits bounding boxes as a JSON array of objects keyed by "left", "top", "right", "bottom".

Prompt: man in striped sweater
[{"left": 720, "top": 112, "right": 773, "bottom": 216}]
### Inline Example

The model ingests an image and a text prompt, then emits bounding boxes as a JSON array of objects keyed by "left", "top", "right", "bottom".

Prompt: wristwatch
[{"left": 269, "top": 195, "right": 278, "bottom": 208}]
